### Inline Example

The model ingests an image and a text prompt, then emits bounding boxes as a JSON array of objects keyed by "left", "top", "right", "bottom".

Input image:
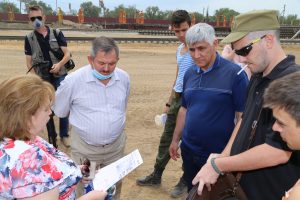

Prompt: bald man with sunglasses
[{"left": 192, "top": 10, "right": 300, "bottom": 200}]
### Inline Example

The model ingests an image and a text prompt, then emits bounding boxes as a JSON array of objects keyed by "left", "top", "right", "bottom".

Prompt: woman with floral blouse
[{"left": 0, "top": 75, "right": 106, "bottom": 200}]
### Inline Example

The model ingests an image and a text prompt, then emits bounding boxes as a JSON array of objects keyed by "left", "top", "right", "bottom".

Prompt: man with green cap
[{"left": 191, "top": 10, "right": 300, "bottom": 200}]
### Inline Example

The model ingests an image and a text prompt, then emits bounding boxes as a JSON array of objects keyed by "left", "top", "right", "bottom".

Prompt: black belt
[{"left": 174, "top": 92, "right": 182, "bottom": 98}]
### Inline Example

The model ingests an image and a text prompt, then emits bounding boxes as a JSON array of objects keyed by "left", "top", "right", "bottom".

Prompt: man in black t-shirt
[
  {"left": 191, "top": 10, "right": 300, "bottom": 200},
  {"left": 264, "top": 71, "right": 300, "bottom": 199},
  {"left": 24, "top": 5, "right": 71, "bottom": 148}
]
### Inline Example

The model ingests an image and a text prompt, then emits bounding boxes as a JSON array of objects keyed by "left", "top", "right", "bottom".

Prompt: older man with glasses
[{"left": 192, "top": 10, "right": 300, "bottom": 200}]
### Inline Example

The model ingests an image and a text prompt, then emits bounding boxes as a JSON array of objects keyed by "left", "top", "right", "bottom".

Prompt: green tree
[
  {"left": 193, "top": 12, "right": 205, "bottom": 23},
  {"left": 144, "top": 6, "right": 161, "bottom": 19},
  {"left": 126, "top": 5, "right": 138, "bottom": 19},
  {"left": 214, "top": 8, "right": 239, "bottom": 23},
  {"left": 80, "top": 1, "right": 100, "bottom": 17},
  {"left": 25, "top": 0, "right": 53, "bottom": 15},
  {"left": 105, "top": 4, "right": 125, "bottom": 18},
  {"left": 285, "top": 14, "right": 300, "bottom": 25},
  {"left": 105, "top": 4, "right": 138, "bottom": 18},
  {"left": 0, "top": 1, "right": 20, "bottom": 13},
  {"left": 162, "top": 10, "right": 173, "bottom": 20}
]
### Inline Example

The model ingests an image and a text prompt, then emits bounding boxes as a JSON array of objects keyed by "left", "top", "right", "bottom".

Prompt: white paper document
[{"left": 93, "top": 149, "right": 143, "bottom": 191}]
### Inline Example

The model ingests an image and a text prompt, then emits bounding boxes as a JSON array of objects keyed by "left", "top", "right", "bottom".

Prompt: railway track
[
  {"left": 1, "top": 35, "right": 300, "bottom": 44},
  {"left": 0, "top": 35, "right": 179, "bottom": 43}
]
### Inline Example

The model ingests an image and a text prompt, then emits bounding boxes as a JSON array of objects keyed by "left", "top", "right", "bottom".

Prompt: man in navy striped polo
[{"left": 169, "top": 23, "right": 249, "bottom": 191}]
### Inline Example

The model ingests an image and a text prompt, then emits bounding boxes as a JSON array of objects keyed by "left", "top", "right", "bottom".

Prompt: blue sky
[{"left": 10, "top": 0, "right": 300, "bottom": 16}]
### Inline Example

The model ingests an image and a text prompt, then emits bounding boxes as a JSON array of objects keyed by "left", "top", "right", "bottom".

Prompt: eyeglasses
[
  {"left": 234, "top": 35, "right": 266, "bottom": 57},
  {"left": 30, "top": 16, "right": 42, "bottom": 22}
]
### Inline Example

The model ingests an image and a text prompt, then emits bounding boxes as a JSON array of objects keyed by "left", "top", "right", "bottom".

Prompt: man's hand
[
  {"left": 285, "top": 179, "right": 300, "bottom": 199},
  {"left": 169, "top": 140, "right": 180, "bottom": 161},
  {"left": 50, "top": 63, "right": 61, "bottom": 74},
  {"left": 206, "top": 153, "right": 220, "bottom": 163},
  {"left": 163, "top": 106, "right": 170, "bottom": 114},
  {"left": 192, "top": 162, "right": 220, "bottom": 195},
  {"left": 82, "top": 190, "right": 107, "bottom": 200}
]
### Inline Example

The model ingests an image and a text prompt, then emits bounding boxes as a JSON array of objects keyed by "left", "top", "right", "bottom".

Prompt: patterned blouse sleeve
[{"left": 10, "top": 143, "right": 65, "bottom": 198}]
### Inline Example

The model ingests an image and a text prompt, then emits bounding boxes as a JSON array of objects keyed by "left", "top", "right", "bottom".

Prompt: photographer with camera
[{"left": 25, "top": 5, "right": 71, "bottom": 148}]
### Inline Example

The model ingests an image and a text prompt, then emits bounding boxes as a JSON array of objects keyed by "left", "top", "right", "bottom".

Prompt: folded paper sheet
[{"left": 93, "top": 149, "right": 143, "bottom": 191}]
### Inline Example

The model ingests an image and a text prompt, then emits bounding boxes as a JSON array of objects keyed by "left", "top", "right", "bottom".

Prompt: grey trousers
[{"left": 70, "top": 128, "right": 126, "bottom": 200}]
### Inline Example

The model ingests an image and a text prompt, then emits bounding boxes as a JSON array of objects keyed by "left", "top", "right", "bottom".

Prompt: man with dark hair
[
  {"left": 264, "top": 71, "right": 300, "bottom": 150},
  {"left": 264, "top": 72, "right": 300, "bottom": 200},
  {"left": 136, "top": 10, "right": 194, "bottom": 198},
  {"left": 24, "top": 5, "right": 71, "bottom": 148},
  {"left": 193, "top": 10, "right": 300, "bottom": 200}
]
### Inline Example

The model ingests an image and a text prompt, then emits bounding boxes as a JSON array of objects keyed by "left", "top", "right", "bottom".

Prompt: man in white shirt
[{"left": 52, "top": 36, "right": 130, "bottom": 199}]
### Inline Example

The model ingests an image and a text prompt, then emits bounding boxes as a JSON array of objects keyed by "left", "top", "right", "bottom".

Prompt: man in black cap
[{"left": 192, "top": 10, "right": 300, "bottom": 200}]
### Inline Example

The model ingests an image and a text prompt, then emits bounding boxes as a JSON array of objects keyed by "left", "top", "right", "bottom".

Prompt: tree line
[{"left": 1, "top": 0, "right": 299, "bottom": 25}]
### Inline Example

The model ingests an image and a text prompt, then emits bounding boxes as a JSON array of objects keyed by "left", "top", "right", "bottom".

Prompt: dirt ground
[{"left": 1, "top": 39, "right": 300, "bottom": 200}]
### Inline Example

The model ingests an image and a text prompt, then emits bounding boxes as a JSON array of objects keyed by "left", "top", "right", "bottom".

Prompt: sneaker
[
  {"left": 170, "top": 178, "right": 187, "bottom": 198},
  {"left": 61, "top": 137, "right": 70, "bottom": 148},
  {"left": 136, "top": 172, "right": 161, "bottom": 186}
]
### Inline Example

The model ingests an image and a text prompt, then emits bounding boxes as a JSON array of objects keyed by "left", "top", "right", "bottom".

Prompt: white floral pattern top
[{"left": 0, "top": 136, "right": 82, "bottom": 199}]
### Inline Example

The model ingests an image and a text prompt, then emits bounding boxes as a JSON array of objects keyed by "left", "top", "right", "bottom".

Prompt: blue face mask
[
  {"left": 92, "top": 69, "right": 114, "bottom": 80},
  {"left": 32, "top": 19, "right": 43, "bottom": 29}
]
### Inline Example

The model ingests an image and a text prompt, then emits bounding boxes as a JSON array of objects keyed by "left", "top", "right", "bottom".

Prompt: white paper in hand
[{"left": 93, "top": 149, "right": 143, "bottom": 191}]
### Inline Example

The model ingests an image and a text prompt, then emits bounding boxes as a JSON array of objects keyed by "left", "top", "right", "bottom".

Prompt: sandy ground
[{"left": 1, "top": 39, "right": 300, "bottom": 200}]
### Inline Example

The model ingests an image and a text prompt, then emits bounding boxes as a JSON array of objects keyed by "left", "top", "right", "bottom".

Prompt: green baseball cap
[{"left": 221, "top": 10, "right": 280, "bottom": 44}]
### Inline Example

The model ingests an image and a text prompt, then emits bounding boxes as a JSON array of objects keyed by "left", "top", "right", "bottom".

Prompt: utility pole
[
  {"left": 281, "top": 4, "right": 286, "bottom": 25},
  {"left": 19, "top": 0, "right": 26, "bottom": 14},
  {"left": 206, "top": 6, "right": 209, "bottom": 23},
  {"left": 99, "top": 0, "right": 105, "bottom": 17},
  {"left": 56, "top": 0, "right": 58, "bottom": 11},
  {"left": 20, "top": 0, "right": 31, "bottom": 13}
]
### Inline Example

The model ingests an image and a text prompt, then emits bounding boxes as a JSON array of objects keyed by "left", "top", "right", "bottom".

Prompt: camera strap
[
  {"left": 26, "top": 65, "right": 35, "bottom": 74},
  {"left": 49, "top": 29, "right": 65, "bottom": 60}
]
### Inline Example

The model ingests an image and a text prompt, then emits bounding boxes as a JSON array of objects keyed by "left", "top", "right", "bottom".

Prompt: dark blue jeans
[
  {"left": 181, "top": 144, "right": 208, "bottom": 191},
  {"left": 47, "top": 75, "right": 69, "bottom": 143}
]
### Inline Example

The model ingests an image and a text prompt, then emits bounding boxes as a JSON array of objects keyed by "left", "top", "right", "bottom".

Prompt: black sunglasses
[
  {"left": 30, "top": 16, "right": 42, "bottom": 22},
  {"left": 234, "top": 35, "right": 266, "bottom": 57}
]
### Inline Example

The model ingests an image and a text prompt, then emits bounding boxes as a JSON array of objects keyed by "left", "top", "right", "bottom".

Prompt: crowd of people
[{"left": 1, "top": 5, "right": 300, "bottom": 200}]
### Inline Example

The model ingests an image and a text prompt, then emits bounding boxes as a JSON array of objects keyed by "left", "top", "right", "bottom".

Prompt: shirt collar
[{"left": 264, "top": 55, "right": 296, "bottom": 80}]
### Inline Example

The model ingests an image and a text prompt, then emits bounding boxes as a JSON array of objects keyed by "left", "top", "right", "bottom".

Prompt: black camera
[{"left": 32, "top": 61, "right": 51, "bottom": 81}]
